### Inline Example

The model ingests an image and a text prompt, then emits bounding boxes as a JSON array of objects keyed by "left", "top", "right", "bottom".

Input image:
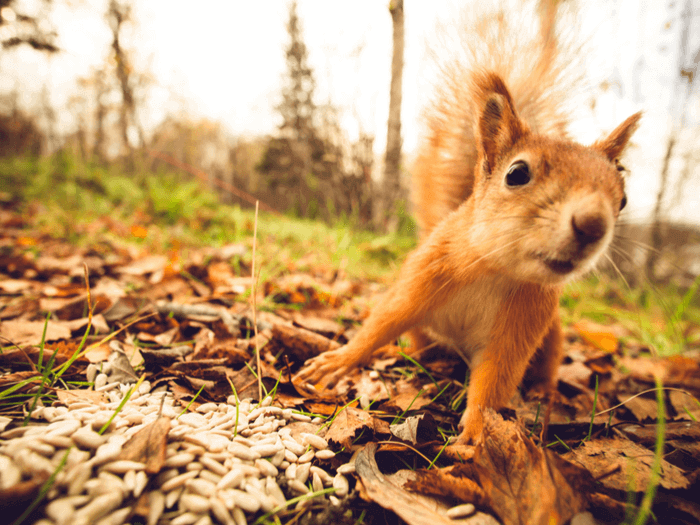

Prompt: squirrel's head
[{"left": 467, "top": 72, "right": 641, "bottom": 285}]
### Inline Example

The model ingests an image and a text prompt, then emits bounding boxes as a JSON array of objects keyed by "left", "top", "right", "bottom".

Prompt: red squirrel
[{"left": 296, "top": 1, "right": 641, "bottom": 443}]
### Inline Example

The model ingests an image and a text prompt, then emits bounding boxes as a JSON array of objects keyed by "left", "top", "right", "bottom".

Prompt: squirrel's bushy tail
[{"left": 413, "top": 0, "right": 582, "bottom": 236}]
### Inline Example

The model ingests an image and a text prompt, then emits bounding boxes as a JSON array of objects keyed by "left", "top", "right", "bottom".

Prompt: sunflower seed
[
  {"left": 160, "top": 470, "right": 199, "bottom": 492},
  {"left": 315, "top": 449, "right": 335, "bottom": 460},
  {"left": 333, "top": 474, "right": 349, "bottom": 497},
  {"left": 180, "top": 493, "right": 211, "bottom": 513},
  {"left": 287, "top": 479, "right": 310, "bottom": 494},
  {"left": 148, "top": 490, "right": 166, "bottom": 525},
  {"left": 165, "top": 452, "right": 196, "bottom": 468},
  {"left": 199, "top": 455, "right": 228, "bottom": 476},
  {"left": 94, "top": 506, "right": 131, "bottom": 525},
  {"left": 186, "top": 478, "right": 217, "bottom": 496},
  {"left": 210, "top": 496, "right": 235, "bottom": 525},
  {"left": 295, "top": 462, "right": 311, "bottom": 484},
  {"left": 446, "top": 503, "right": 476, "bottom": 519},
  {"left": 300, "top": 433, "right": 328, "bottom": 450},
  {"left": 170, "top": 511, "right": 202, "bottom": 525}
]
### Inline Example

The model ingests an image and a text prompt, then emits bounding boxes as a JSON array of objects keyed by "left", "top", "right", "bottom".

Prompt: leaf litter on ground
[{"left": 0, "top": 206, "right": 699, "bottom": 524}]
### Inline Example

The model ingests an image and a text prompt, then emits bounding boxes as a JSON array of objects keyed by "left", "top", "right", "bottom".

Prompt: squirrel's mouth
[{"left": 540, "top": 256, "right": 576, "bottom": 275}]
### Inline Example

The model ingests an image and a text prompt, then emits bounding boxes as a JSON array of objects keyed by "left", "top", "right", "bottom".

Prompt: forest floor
[{"left": 0, "top": 194, "right": 699, "bottom": 525}]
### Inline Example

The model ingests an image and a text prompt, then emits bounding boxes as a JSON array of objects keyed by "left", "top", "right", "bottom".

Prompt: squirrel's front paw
[
  {"left": 294, "top": 348, "right": 356, "bottom": 389},
  {"left": 455, "top": 407, "right": 484, "bottom": 445}
]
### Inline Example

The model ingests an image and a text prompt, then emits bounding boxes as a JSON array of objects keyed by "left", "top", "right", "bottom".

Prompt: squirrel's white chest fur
[{"left": 421, "top": 273, "right": 511, "bottom": 364}]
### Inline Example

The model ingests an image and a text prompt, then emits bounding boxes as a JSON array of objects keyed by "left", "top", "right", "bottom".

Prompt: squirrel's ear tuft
[
  {"left": 474, "top": 74, "right": 527, "bottom": 175},
  {"left": 594, "top": 112, "right": 641, "bottom": 162}
]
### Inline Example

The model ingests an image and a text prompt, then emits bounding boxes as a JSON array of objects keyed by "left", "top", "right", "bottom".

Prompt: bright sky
[{"left": 0, "top": 0, "right": 697, "bottom": 223}]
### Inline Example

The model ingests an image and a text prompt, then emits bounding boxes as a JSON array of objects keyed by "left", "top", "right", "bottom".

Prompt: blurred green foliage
[{"left": 0, "top": 151, "right": 417, "bottom": 280}]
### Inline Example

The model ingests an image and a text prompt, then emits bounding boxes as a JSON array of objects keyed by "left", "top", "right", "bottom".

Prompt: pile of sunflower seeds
[{"left": 0, "top": 375, "right": 353, "bottom": 525}]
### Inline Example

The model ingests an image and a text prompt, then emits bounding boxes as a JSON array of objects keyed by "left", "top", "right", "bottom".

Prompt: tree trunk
[
  {"left": 377, "top": 0, "right": 404, "bottom": 231},
  {"left": 646, "top": 135, "right": 675, "bottom": 279}
]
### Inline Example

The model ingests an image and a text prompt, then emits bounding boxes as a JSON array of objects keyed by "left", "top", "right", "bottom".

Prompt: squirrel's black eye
[
  {"left": 619, "top": 194, "right": 627, "bottom": 211},
  {"left": 505, "top": 161, "right": 530, "bottom": 187}
]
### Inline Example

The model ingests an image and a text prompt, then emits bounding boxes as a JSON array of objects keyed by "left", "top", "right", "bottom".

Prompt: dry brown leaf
[
  {"left": 325, "top": 406, "right": 389, "bottom": 449},
  {"left": 118, "top": 255, "right": 168, "bottom": 276},
  {"left": 270, "top": 322, "right": 340, "bottom": 363},
  {"left": 84, "top": 343, "right": 112, "bottom": 363},
  {"left": 191, "top": 339, "right": 249, "bottom": 365},
  {"left": 669, "top": 390, "right": 700, "bottom": 420},
  {"left": 410, "top": 411, "right": 591, "bottom": 525},
  {"left": 354, "top": 443, "right": 457, "bottom": 525},
  {"left": 617, "top": 394, "right": 659, "bottom": 422},
  {"left": 617, "top": 421, "right": 700, "bottom": 446},
  {"left": 0, "top": 320, "right": 71, "bottom": 345},
  {"left": 0, "top": 371, "right": 40, "bottom": 389},
  {"left": 573, "top": 320, "right": 619, "bottom": 353},
  {"left": 206, "top": 261, "right": 236, "bottom": 287},
  {"left": 380, "top": 384, "right": 434, "bottom": 412},
  {"left": 264, "top": 273, "right": 342, "bottom": 308},
  {"left": 292, "top": 313, "right": 345, "bottom": 339},
  {"left": 563, "top": 437, "right": 689, "bottom": 492},
  {"left": 56, "top": 389, "right": 108, "bottom": 405},
  {"left": 347, "top": 371, "right": 392, "bottom": 404},
  {"left": 0, "top": 279, "right": 33, "bottom": 293},
  {"left": 665, "top": 355, "right": 700, "bottom": 389},
  {"left": 389, "top": 413, "right": 439, "bottom": 445},
  {"left": 557, "top": 361, "right": 592, "bottom": 391},
  {"left": 117, "top": 416, "right": 171, "bottom": 474},
  {"left": 153, "top": 326, "right": 179, "bottom": 346},
  {"left": 35, "top": 254, "right": 84, "bottom": 273}
]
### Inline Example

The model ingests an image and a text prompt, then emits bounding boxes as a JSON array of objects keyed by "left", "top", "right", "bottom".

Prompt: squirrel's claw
[{"left": 294, "top": 349, "right": 351, "bottom": 389}]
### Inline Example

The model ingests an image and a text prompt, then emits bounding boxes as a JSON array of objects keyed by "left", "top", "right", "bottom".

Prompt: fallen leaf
[
  {"left": 107, "top": 343, "right": 139, "bottom": 383},
  {"left": 0, "top": 320, "right": 71, "bottom": 346},
  {"left": 292, "top": 313, "right": 345, "bottom": 340},
  {"left": 117, "top": 416, "right": 171, "bottom": 474},
  {"left": 409, "top": 410, "right": 592, "bottom": 525},
  {"left": 56, "top": 389, "right": 108, "bottom": 405},
  {"left": 573, "top": 321, "right": 619, "bottom": 353},
  {"left": 0, "top": 279, "right": 33, "bottom": 293},
  {"left": 0, "top": 371, "right": 41, "bottom": 389},
  {"left": 130, "top": 224, "right": 148, "bottom": 239},
  {"left": 389, "top": 413, "right": 439, "bottom": 445},
  {"left": 563, "top": 437, "right": 689, "bottom": 492},
  {"left": 617, "top": 394, "right": 658, "bottom": 422},
  {"left": 325, "top": 406, "right": 389, "bottom": 449},
  {"left": 354, "top": 443, "right": 456, "bottom": 525},
  {"left": 557, "top": 361, "right": 592, "bottom": 391},
  {"left": 270, "top": 322, "right": 340, "bottom": 363},
  {"left": 669, "top": 390, "right": 700, "bottom": 421},
  {"left": 118, "top": 255, "right": 168, "bottom": 276},
  {"left": 84, "top": 343, "right": 112, "bottom": 363},
  {"left": 379, "top": 380, "right": 434, "bottom": 413},
  {"left": 63, "top": 314, "right": 110, "bottom": 334}
]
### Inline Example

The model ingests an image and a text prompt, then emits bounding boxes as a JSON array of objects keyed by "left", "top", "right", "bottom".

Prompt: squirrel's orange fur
[{"left": 296, "top": 1, "right": 641, "bottom": 443}]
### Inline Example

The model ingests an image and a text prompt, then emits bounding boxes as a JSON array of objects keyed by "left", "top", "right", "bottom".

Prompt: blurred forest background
[{"left": 0, "top": 0, "right": 699, "bottom": 287}]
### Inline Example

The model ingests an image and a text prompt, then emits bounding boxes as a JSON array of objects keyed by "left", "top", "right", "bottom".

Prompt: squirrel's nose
[{"left": 571, "top": 209, "right": 608, "bottom": 246}]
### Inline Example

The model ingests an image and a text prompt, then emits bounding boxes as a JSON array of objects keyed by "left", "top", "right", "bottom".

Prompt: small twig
[
  {"left": 375, "top": 440, "right": 434, "bottom": 465},
  {"left": 155, "top": 301, "right": 240, "bottom": 336},
  {"left": 84, "top": 263, "right": 93, "bottom": 330},
  {"left": 0, "top": 335, "right": 38, "bottom": 373},
  {"left": 595, "top": 387, "right": 695, "bottom": 417},
  {"left": 251, "top": 201, "right": 262, "bottom": 402}
]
